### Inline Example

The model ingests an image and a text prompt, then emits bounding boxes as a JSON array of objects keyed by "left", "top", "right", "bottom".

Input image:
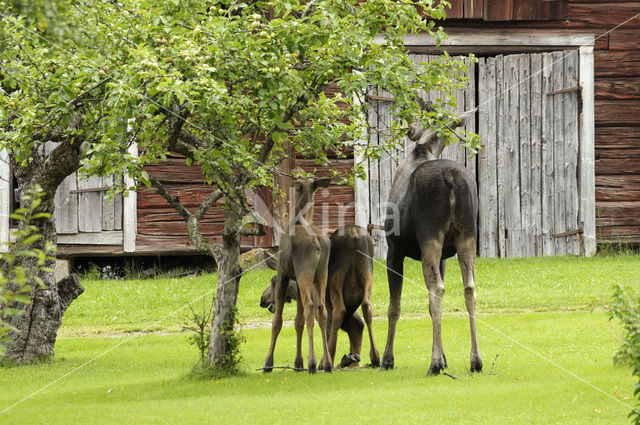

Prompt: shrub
[{"left": 611, "top": 285, "right": 640, "bottom": 424}]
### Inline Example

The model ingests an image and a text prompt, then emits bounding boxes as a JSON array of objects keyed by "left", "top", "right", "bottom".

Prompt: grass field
[{"left": 1, "top": 254, "right": 639, "bottom": 424}]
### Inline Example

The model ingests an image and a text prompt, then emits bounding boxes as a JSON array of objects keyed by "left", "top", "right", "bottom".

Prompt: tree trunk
[
  {"left": 206, "top": 206, "right": 243, "bottom": 368},
  {"left": 1, "top": 181, "right": 83, "bottom": 363}
]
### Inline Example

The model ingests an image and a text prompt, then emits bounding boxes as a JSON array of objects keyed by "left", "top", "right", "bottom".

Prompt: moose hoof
[
  {"left": 338, "top": 353, "right": 361, "bottom": 368},
  {"left": 427, "top": 358, "right": 447, "bottom": 376},
  {"left": 370, "top": 351, "right": 381, "bottom": 368},
  {"left": 263, "top": 358, "right": 274, "bottom": 373},
  {"left": 380, "top": 357, "right": 394, "bottom": 371},
  {"left": 308, "top": 361, "right": 317, "bottom": 374},
  {"left": 294, "top": 358, "right": 304, "bottom": 372},
  {"left": 470, "top": 356, "right": 483, "bottom": 373}
]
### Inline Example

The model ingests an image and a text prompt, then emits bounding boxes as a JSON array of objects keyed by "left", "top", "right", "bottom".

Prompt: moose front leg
[{"left": 381, "top": 247, "right": 404, "bottom": 370}]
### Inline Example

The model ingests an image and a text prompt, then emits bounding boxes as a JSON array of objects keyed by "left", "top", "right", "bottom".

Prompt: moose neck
[{"left": 296, "top": 201, "right": 315, "bottom": 225}]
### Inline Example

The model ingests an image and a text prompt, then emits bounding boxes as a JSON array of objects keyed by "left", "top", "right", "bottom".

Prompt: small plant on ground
[
  {"left": 610, "top": 284, "right": 640, "bottom": 424},
  {"left": 184, "top": 296, "right": 245, "bottom": 379},
  {"left": 182, "top": 294, "right": 215, "bottom": 363}
]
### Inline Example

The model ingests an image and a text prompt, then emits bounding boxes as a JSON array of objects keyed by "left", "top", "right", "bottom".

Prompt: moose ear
[
  {"left": 312, "top": 177, "right": 332, "bottom": 191},
  {"left": 265, "top": 250, "right": 279, "bottom": 270},
  {"left": 451, "top": 107, "right": 478, "bottom": 130}
]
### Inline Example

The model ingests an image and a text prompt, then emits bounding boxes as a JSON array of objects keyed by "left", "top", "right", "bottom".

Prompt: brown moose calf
[{"left": 261, "top": 225, "right": 380, "bottom": 369}]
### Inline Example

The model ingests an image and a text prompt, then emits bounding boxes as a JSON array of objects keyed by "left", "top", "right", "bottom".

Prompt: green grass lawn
[{"left": 2, "top": 255, "right": 640, "bottom": 424}]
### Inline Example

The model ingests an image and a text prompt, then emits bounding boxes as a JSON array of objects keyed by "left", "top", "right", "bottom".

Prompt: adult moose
[
  {"left": 380, "top": 100, "right": 482, "bottom": 375},
  {"left": 263, "top": 175, "right": 333, "bottom": 374},
  {"left": 260, "top": 225, "right": 380, "bottom": 369}
]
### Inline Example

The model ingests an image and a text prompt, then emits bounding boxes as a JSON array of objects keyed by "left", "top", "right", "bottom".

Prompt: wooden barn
[{"left": 1, "top": 0, "right": 639, "bottom": 259}]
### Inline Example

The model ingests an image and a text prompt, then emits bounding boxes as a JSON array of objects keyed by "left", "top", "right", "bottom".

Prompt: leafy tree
[{"left": 1, "top": 0, "right": 478, "bottom": 367}]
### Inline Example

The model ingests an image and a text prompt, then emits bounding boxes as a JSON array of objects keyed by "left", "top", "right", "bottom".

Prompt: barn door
[
  {"left": 362, "top": 55, "right": 477, "bottom": 258},
  {"left": 477, "top": 50, "right": 582, "bottom": 257}
]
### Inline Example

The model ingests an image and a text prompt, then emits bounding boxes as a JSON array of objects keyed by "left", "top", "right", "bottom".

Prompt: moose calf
[{"left": 261, "top": 225, "right": 380, "bottom": 369}]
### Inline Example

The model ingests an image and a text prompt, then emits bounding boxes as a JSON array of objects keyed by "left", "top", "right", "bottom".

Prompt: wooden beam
[
  {"left": 123, "top": 143, "right": 137, "bottom": 252},
  {"left": 353, "top": 86, "right": 369, "bottom": 231},
  {"left": 398, "top": 30, "right": 594, "bottom": 49},
  {"left": 57, "top": 231, "right": 123, "bottom": 245},
  {"left": 579, "top": 45, "right": 596, "bottom": 256}
]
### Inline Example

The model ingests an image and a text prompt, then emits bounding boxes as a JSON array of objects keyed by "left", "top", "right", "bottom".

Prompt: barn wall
[
  {"left": 441, "top": 0, "right": 640, "bottom": 243},
  {"left": 135, "top": 155, "right": 275, "bottom": 254}
]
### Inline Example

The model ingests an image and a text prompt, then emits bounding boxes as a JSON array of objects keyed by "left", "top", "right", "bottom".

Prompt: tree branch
[
  {"left": 148, "top": 174, "right": 193, "bottom": 222},
  {"left": 238, "top": 210, "right": 267, "bottom": 237},
  {"left": 149, "top": 174, "right": 223, "bottom": 260},
  {"left": 194, "top": 189, "right": 223, "bottom": 221}
]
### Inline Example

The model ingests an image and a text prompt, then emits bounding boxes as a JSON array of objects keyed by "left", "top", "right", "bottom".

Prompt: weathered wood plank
[
  {"left": 529, "top": 53, "right": 543, "bottom": 256},
  {"left": 552, "top": 51, "right": 567, "bottom": 255},
  {"left": 114, "top": 178, "right": 123, "bottom": 231},
  {"left": 353, "top": 87, "right": 369, "bottom": 230},
  {"left": 596, "top": 201, "right": 640, "bottom": 226},
  {"left": 595, "top": 78, "right": 640, "bottom": 101},
  {"left": 605, "top": 29, "right": 640, "bottom": 51},
  {"left": 595, "top": 148, "right": 640, "bottom": 175},
  {"left": 464, "top": 56, "right": 477, "bottom": 176},
  {"left": 101, "top": 176, "right": 115, "bottom": 231},
  {"left": 124, "top": 143, "right": 137, "bottom": 252},
  {"left": 77, "top": 174, "right": 103, "bottom": 233},
  {"left": 495, "top": 54, "right": 507, "bottom": 257},
  {"left": 464, "top": 0, "right": 484, "bottom": 19},
  {"left": 518, "top": 54, "right": 533, "bottom": 257},
  {"left": 58, "top": 231, "right": 123, "bottom": 245},
  {"left": 596, "top": 175, "right": 640, "bottom": 202},
  {"left": 478, "top": 56, "right": 499, "bottom": 257},
  {"left": 595, "top": 51, "right": 640, "bottom": 78},
  {"left": 596, "top": 226, "right": 640, "bottom": 244},
  {"left": 503, "top": 54, "right": 522, "bottom": 257},
  {"left": 447, "top": 0, "right": 464, "bottom": 19},
  {"left": 484, "top": 0, "right": 512, "bottom": 21},
  {"left": 54, "top": 173, "right": 79, "bottom": 234},
  {"left": 594, "top": 100, "right": 640, "bottom": 126},
  {"left": 579, "top": 45, "right": 597, "bottom": 257},
  {"left": 377, "top": 87, "right": 392, "bottom": 258},
  {"left": 564, "top": 50, "right": 581, "bottom": 255},
  {"left": 367, "top": 87, "right": 382, "bottom": 258},
  {"left": 541, "top": 52, "right": 556, "bottom": 256},
  {"left": 565, "top": 4, "right": 640, "bottom": 29},
  {"left": 595, "top": 127, "right": 640, "bottom": 149}
]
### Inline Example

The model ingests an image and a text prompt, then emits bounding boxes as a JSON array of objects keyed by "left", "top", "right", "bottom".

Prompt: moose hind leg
[
  {"left": 422, "top": 239, "right": 447, "bottom": 376},
  {"left": 457, "top": 237, "right": 482, "bottom": 372},
  {"left": 381, "top": 248, "right": 404, "bottom": 370},
  {"left": 294, "top": 287, "right": 305, "bottom": 371},
  {"left": 361, "top": 271, "right": 380, "bottom": 367}
]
